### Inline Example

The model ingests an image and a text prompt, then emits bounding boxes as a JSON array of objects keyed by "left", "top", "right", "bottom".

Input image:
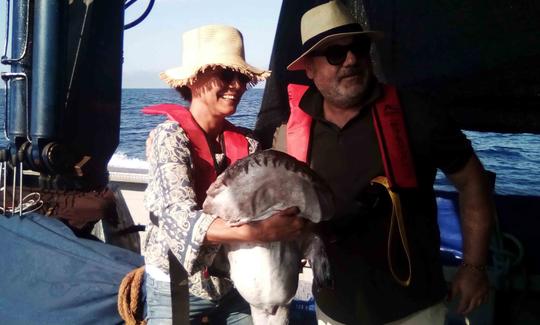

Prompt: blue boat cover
[
  {"left": 436, "top": 191, "right": 464, "bottom": 264},
  {"left": 0, "top": 213, "right": 144, "bottom": 325}
]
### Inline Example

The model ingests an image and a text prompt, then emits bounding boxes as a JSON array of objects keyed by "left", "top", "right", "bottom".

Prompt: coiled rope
[{"left": 118, "top": 266, "right": 147, "bottom": 325}]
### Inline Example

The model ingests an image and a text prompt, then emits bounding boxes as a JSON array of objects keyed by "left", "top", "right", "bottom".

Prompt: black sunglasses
[
  {"left": 217, "top": 69, "right": 251, "bottom": 84},
  {"left": 310, "top": 39, "right": 371, "bottom": 66}
]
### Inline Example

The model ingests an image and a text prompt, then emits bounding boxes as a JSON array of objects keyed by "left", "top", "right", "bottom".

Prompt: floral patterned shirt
[{"left": 143, "top": 120, "right": 259, "bottom": 300}]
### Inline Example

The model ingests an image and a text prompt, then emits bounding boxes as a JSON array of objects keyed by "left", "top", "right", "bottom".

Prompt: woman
[{"left": 143, "top": 25, "right": 306, "bottom": 324}]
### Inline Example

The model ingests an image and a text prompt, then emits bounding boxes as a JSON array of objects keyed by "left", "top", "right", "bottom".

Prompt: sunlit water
[{"left": 1, "top": 88, "right": 539, "bottom": 196}]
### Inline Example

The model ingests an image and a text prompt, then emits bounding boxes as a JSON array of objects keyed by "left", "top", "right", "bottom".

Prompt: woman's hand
[{"left": 205, "top": 207, "right": 310, "bottom": 244}]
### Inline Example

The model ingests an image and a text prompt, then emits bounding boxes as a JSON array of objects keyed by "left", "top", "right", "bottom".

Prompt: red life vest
[
  {"left": 142, "top": 104, "right": 249, "bottom": 205},
  {"left": 286, "top": 84, "right": 417, "bottom": 190}
]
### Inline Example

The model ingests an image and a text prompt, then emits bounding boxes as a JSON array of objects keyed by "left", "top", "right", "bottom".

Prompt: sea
[{"left": 1, "top": 88, "right": 539, "bottom": 196}]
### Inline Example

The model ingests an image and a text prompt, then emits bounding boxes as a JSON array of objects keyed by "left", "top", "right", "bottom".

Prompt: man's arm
[{"left": 446, "top": 154, "right": 495, "bottom": 315}]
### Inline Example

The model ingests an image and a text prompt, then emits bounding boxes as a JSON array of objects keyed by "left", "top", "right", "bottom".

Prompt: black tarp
[{"left": 255, "top": 0, "right": 540, "bottom": 146}]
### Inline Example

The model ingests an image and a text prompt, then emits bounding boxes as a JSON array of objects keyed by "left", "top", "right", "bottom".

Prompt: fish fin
[{"left": 304, "top": 234, "right": 333, "bottom": 289}]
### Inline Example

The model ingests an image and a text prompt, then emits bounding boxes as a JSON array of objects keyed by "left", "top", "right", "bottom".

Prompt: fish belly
[{"left": 227, "top": 241, "right": 301, "bottom": 309}]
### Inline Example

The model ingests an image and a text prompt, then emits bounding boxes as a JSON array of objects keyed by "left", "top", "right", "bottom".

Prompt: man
[{"left": 271, "top": 1, "right": 494, "bottom": 324}]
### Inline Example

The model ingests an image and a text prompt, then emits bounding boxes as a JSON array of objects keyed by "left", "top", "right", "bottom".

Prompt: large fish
[{"left": 203, "top": 149, "right": 334, "bottom": 324}]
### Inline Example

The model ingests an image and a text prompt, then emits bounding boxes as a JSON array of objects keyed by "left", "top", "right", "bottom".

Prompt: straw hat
[
  {"left": 287, "top": 0, "right": 384, "bottom": 71},
  {"left": 160, "top": 25, "right": 270, "bottom": 87}
]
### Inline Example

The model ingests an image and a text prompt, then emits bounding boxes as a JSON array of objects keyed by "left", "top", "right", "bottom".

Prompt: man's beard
[{"left": 322, "top": 70, "right": 373, "bottom": 109}]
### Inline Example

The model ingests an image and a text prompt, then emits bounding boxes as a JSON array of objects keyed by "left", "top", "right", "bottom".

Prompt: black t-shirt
[
  {"left": 298, "top": 84, "right": 473, "bottom": 324},
  {"left": 306, "top": 85, "right": 385, "bottom": 220}
]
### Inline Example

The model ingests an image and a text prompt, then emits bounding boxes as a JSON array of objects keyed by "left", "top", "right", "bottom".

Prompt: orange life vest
[
  {"left": 142, "top": 104, "right": 249, "bottom": 205},
  {"left": 286, "top": 84, "right": 417, "bottom": 190}
]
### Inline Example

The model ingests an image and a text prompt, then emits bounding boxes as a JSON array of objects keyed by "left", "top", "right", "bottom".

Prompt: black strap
[{"left": 168, "top": 250, "right": 189, "bottom": 325}]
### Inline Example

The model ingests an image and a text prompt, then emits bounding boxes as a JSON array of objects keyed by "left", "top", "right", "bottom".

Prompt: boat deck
[{"left": 107, "top": 168, "right": 540, "bottom": 324}]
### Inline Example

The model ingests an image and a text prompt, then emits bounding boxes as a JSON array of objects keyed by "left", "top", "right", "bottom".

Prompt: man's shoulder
[{"left": 272, "top": 123, "right": 288, "bottom": 152}]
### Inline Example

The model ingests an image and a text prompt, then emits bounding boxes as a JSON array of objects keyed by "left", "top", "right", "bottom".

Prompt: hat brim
[
  {"left": 287, "top": 30, "right": 384, "bottom": 71},
  {"left": 161, "top": 57, "right": 270, "bottom": 88}
]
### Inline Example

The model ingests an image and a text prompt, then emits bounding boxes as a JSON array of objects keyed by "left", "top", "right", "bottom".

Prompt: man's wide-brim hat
[
  {"left": 287, "top": 0, "right": 384, "bottom": 71},
  {"left": 161, "top": 25, "right": 270, "bottom": 87}
]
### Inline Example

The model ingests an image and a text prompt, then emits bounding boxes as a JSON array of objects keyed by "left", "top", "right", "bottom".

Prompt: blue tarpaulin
[
  {"left": 0, "top": 213, "right": 144, "bottom": 325},
  {"left": 436, "top": 191, "right": 464, "bottom": 264}
]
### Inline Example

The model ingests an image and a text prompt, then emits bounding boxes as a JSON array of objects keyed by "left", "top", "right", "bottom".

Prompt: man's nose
[{"left": 342, "top": 49, "right": 358, "bottom": 66}]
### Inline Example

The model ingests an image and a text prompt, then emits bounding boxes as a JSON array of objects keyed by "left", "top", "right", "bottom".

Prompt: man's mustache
[{"left": 338, "top": 67, "right": 364, "bottom": 80}]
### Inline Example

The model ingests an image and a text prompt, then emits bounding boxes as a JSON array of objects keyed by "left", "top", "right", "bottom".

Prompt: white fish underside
[{"left": 203, "top": 150, "right": 334, "bottom": 325}]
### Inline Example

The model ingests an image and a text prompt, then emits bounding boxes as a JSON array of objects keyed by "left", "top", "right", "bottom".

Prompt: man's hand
[
  {"left": 246, "top": 206, "right": 308, "bottom": 242},
  {"left": 449, "top": 264, "right": 489, "bottom": 315}
]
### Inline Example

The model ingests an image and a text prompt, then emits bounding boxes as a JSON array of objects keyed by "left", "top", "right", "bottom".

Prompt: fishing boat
[{"left": 1, "top": 0, "right": 539, "bottom": 324}]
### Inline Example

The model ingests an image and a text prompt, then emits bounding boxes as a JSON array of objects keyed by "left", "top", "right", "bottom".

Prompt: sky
[{"left": 0, "top": 0, "right": 282, "bottom": 88}]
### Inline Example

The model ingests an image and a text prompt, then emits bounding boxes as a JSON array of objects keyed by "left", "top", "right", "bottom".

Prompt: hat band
[{"left": 301, "top": 23, "right": 365, "bottom": 54}]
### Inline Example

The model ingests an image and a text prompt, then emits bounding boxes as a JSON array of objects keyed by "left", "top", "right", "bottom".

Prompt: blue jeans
[{"left": 144, "top": 272, "right": 252, "bottom": 325}]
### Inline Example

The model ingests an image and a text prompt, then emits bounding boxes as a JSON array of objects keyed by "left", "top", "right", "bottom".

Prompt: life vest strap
[{"left": 371, "top": 176, "right": 412, "bottom": 287}]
